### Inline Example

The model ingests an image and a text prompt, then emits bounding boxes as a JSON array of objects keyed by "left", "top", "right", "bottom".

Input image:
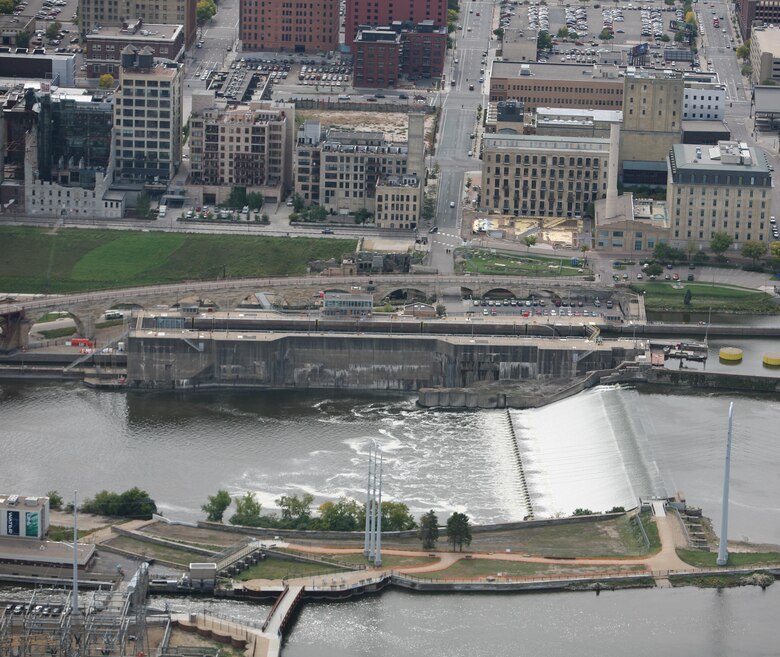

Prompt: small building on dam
[{"left": 126, "top": 311, "right": 639, "bottom": 395}]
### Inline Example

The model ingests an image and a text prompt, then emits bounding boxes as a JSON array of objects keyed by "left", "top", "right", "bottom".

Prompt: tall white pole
[
  {"left": 72, "top": 490, "right": 79, "bottom": 617},
  {"left": 716, "top": 402, "right": 734, "bottom": 566},
  {"left": 363, "top": 444, "right": 373, "bottom": 557},
  {"left": 367, "top": 447, "right": 377, "bottom": 561},
  {"left": 375, "top": 454, "right": 383, "bottom": 567}
]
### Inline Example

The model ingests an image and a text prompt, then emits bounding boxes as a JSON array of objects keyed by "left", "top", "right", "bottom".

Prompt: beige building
[
  {"left": 750, "top": 27, "right": 780, "bottom": 84},
  {"left": 534, "top": 108, "right": 623, "bottom": 139},
  {"left": 488, "top": 62, "right": 624, "bottom": 110},
  {"left": 667, "top": 142, "right": 774, "bottom": 248},
  {"left": 481, "top": 132, "right": 615, "bottom": 218},
  {"left": 594, "top": 194, "right": 670, "bottom": 253},
  {"left": 294, "top": 113, "right": 425, "bottom": 220},
  {"left": 620, "top": 67, "right": 684, "bottom": 173},
  {"left": 375, "top": 175, "right": 422, "bottom": 229},
  {"left": 113, "top": 48, "right": 183, "bottom": 187},
  {"left": 79, "top": 0, "right": 197, "bottom": 47},
  {"left": 188, "top": 92, "right": 294, "bottom": 205}
]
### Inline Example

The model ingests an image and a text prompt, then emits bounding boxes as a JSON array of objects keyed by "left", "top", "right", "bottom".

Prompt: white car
[{"left": 450, "top": 201, "right": 455, "bottom": 208}]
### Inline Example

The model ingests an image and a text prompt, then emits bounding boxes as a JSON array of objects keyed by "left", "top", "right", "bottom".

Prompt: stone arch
[
  {"left": 460, "top": 286, "right": 475, "bottom": 299},
  {"left": 482, "top": 287, "right": 515, "bottom": 300},
  {"left": 383, "top": 288, "right": 430, "bottom": 303},
  {"left": 26, "top": 310, "right": 82, "bottom": 345}
]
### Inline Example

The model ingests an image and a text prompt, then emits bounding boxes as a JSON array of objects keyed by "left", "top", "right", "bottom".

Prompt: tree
[
  {"left": 418, "top": 510, "right": 439, "bottom": 549},
  {"left": 229, "top": 492, "right": 263, "bottom": 526},
  {"left": 736, "top": 40, "right": 750, "bottom": 60},
  {"left": 645, "top": 262, "right": 663, "bottom": 276},
  {"left": 202, "top": 489, "right": 232, "bottom": 522},
  {"left": 291, "top": 192, "right": 305, "bottom": 213},
  {"left": 227, "top": 186, "right": 247, "bottom": 208},
  {"left": 653, "top": 241, "right": 684, "bottom": 264},
  {"left": 741, "top": 64, "right": 753, "bottom": 77},
  {"left": 47, "top": 490, "right": 64, "bottom": 510},
  {"left": 136, "top": 192, "right": 151, "bottom": 219},
  {"left": 710, "top": 231, "right": 733, "bottom": 257},
  {"left": 445, "top": 512, "right": 472, "bottom": 551},
  {"left": 310, "top": 205, "right": 328, "bottom": 222},
  {"left": 16, "top": 30, "right": 31, "bottom": 48},
  {"left": 770, "top": 241, "right": 780, "bottom": 258},
  {"left": 494, "top": 27, "right": 505, "bottom": 39},
  {"left": 246, "top": 192, "right": 264, "bottom": 210},
  {"left": 45, "top": 21, "right": 62, "bottom": 40},
  {"left": 80, "top": 487, "right": 157, "bottom": 518},
  {"left": 660, "top": 34, "right": 670, "bottom": 42},
  {"left": 741, "top": 240, "right": 768, "bottom": 264},
  {"left": 196, "top": 0, "right": 217, "bottom": 24},
  {"left": 380, "top": 501, "right": 417, "bottom": 531},
  {"left": 435, "top": 303, "right": 446, "bottom": 317},
  {"left": 537, "top": 32, "right": 552, "bottom": 50},
  {"left": 572, "top": 508, "right": 594, "bottom": 516},
  {"left": 0, "top": 0, "right": 14, "bottom": 14},
  {"left": 317, "top": 498, "right": 362, "bottom": 531},
  {"left": 276, "top": 493, "right": 314, "bottom": 527},
  {"left": 556, "top": 27, "right": 570, "bottom": 38},
  {"left": 683, "top": 288, "right": 692, "bottom": 305},
  {"left": 98, "top": 73, "right": 114, "bottom": 89},
  {"left": 599, "top": 28, "right": 614, "bottom": 40},
  {"left": 523, "top": 235, "right": 537, "bottom": 252},
  {"left": 354, "top": 207, "right": 372, "bottom": 224}
]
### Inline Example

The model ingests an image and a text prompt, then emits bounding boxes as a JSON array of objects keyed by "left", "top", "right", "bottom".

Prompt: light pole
[{"left": 716, "top": 402, "right": 734, "bottom": 566}]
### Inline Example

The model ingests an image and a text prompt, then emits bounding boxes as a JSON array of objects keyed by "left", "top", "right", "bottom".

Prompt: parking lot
[
  {"left": 454, "top": 295, "right": 613, "bottom": 320},
  {"left": 503, "top": 0, "right": 694, "bottom": 64},
  {"left": 14, "top": 0, "right": 79, "bottom": 48}
]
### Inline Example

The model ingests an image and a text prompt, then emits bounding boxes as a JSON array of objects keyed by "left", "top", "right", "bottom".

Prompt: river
[{"left": 2, "top": 373, "right": 780, "bottom": 655}]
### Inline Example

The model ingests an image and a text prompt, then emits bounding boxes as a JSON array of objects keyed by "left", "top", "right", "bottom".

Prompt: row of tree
[
  {"left": 47, "top": 488, "right": 158, "bottom": 518},
  {"left": 652, "top": 232, "right": 778, "bottom": 268},
  {"left": 202, "top": 491, "right": 475, "bottom": 550}
]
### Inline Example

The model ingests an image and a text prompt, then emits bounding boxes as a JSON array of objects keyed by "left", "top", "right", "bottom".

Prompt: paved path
[{"left": 239, "top": 513, "right": 694, "bottom": 590}]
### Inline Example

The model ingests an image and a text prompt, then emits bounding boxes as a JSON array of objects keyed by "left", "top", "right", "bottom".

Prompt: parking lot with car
[{"left": 457, "top": 295, "right": 612, "bottom": 319}]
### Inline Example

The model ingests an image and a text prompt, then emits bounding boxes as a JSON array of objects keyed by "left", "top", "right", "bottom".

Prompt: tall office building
[
  {"left": 113, "top": 47, "right": 183, "bottom": 186},
  {"left": 239, "top": 0, "right": 339, "bottom": 53},
  {"left": 345, "top": 0, "right": 447, "bottom": 48}
]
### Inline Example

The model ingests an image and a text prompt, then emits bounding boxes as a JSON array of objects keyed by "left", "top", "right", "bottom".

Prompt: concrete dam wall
[{"left": 126, "top": 330, "right": 636, "bottom": 391}]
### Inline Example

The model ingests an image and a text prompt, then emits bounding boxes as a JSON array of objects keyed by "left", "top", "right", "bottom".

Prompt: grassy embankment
[
  {"left": 461, "top": 249, "right": 588, "bottom": 277},
  {"left": 0, "top": 226, "right": 357, "bottom": 294},
  {"left": 632, "top": 282, "right": 777, "bottom": 313},
  {"left": 423, "top": 559, "right": 647, "bottom": 580}
]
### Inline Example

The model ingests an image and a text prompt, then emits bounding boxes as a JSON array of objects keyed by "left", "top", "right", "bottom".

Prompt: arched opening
[{"left": 483, "top": 287, "right": 515, "bottom": 300}]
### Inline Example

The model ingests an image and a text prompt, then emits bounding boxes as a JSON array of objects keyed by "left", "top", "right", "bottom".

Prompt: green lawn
[
  {"left": 422, "top": 558, "right": 646, "bottom": 580},
  {"left": 676, "top": 549, "right": 780, "bottom": 568},
  {"left": 286, "top": 551, "right": 437, "bottom": 569},
  {"left": 0, "top": 226, "right": 357, "bottom": 293},
  {"left": 39, "top": 327, "right": 77, "bottom": 339},
  {"left": 462, "top": 249, "right": 588, "bottom": 277},
  {"left": 235, "top": 557, "right": 343, "bottom": 581},
  {"left": 633, "top": 282, "right": 776, "bottom": 313},
  {"left": 105, "top": 536, "right": 208, "bottom": 566}
]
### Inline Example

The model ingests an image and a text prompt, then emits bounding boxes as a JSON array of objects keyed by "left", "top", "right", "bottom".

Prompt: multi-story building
[
  {"left": 481, "top": 132, "right": 614, "bottom": 219},
  {"left": 501, "top": 27, "right": 538, "bottom": 62},
  {"left": 594, "top": 194, "right": 670, "bottom": 254},
  {"left": 188, "top": 92, "right": 295, "bottom": 205},
  {"left": 484, "top": 100, "right": 525, "bottom": 134},
  {"left": 750, "top": 27, "right": 780, "bottom": 84},
  {"left": 375, "top": 174, "right": 421, "bottom": 229},
  {"left": 352, "top": 21, "right": 446, "bottom": 87},
  {"left": 620, "top": 67, "right": 684, "bottom": 183},
  {"left": 736, "top": 0, "right": 780, "bottom": 40},
  {"left": 0, "top": 14, "right": 36, "bottom": 47},
  {"left": 0, "top": 494, "right": 49, "bottom": 539},
  {"left": 294, "top": 113, "right": 425, "bottom": 219},
  {"left": 667, "top": 141, "right": 774, "bottom": 248},
  {"left": 239, "top": 0, "right": 339, "bottom": 53},
  {"left": 353, "top": 30, "right": 401, "bottom": 87},
  {"left": 321, "top": 292, "right": 373, "bottom": 317},
  {"left": 533, "top": 108, "right": 623, "bottom": 139},
  {"left": 0, "top": 51, "right": 76, "bottom": 86},
  {"left": 345, "top": 0, "right": 446, "bottom": 49},
  {"left": 682, "top": 80, "right": 727, "bottom": 121},
  {"left": 79, "top": 0, "right": 197, "bottom": 47},
  {"left": 85, "top": 21, "right": 185, "bottom": 79},
  {"left": 113, "top": 47, "right": 183, "bottom": 188},
  {"left": 488, "top": 62, "right": 624, "bottom": 110}
]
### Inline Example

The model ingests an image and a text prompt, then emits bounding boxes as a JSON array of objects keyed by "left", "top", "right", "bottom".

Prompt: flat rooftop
[
  {"left": 491, "top": 61, "right": 623, "bottom": 82},
  {"left": 536, "top": 107, "right": 623, "bottom": 123},
  {"left": 752, "top": 27, "right": 780, "bottom": 57},
  {"left": 483, "top": 133, "right": 610, "bottom": 151},
  {"left": 0, "top": 537, "right": 95, "bottom": 566},
  {"left": 671, "top": 141, "right": 769, "bottom": 173},
  {"left": 87, "top": 23, "right": 183, "bottom": 41}
]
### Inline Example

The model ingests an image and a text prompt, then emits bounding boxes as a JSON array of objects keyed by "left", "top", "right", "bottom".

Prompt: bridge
[{"left": 1, "top": 274, "right": 608, "bottom": 352}]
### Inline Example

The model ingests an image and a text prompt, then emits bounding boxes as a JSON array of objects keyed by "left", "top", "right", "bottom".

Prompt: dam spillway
[{"left": 126, "top": 312, "right": 638, "bottom": 393}]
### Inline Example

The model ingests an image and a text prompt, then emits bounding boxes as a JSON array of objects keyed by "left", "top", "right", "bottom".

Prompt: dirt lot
[{"left": 297, "top": 110, "right": 435, "bottom": 142}]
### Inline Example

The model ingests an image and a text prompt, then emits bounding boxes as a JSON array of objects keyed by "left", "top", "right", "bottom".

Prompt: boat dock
[{"left": 649, "top": 340, "right": 709, "bottom": 366}]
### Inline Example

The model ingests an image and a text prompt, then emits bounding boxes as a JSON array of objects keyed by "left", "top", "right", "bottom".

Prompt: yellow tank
[
  {"left": 763, "top": 353, "right": 780, "bottom": 367},
  {"left": 719, "top": 347, "right": 743, "bottom": 363}
]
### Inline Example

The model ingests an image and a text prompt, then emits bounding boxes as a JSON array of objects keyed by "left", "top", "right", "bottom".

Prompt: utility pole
[
  {"left": 363, "top": 445, "right": 383, "bottom": 566},
  {"left": 363, "top": 443, "right": 374, "bottom": 558},
  {"left": 716, "top": 402, "right": 734, "bottom": 566},
  {"left": 375, "top": 453, "right": 383, "bottom": 567}
]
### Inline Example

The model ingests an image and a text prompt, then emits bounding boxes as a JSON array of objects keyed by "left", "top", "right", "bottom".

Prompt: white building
[
  {"left": 682, "top": 80, "right": 727, "bottom": 121},
  {"left": 0, "top": 494, "right": 49, "bottom": 539}
]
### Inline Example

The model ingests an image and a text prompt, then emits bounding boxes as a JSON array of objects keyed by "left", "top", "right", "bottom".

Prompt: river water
[{"left": 2, "top": 362, "right": 780, "bottom": 655}]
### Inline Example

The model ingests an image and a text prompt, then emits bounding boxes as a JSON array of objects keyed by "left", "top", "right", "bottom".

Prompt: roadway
[{"left": 428, "top": 0, "right": 497, "bottom": 273}]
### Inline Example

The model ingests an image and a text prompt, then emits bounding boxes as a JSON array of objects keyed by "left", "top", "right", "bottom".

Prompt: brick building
[
  {"left": 353, "top": 21, "right": 446, "bottom": 87},
  {"left": 79, "top": 0, "right": 197, "bottom": 47},
  {"left": 85, "top": 21, "right": 185, "bottom": 79},
  {"left": 735, "top": 0, "right": 780, "bottom": 40},
  {"left": 239, "top": 0, "right": 339, "bottom": 53},
  {"left": 345, "top": 0, "right": 446, "bottom": 48}
]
